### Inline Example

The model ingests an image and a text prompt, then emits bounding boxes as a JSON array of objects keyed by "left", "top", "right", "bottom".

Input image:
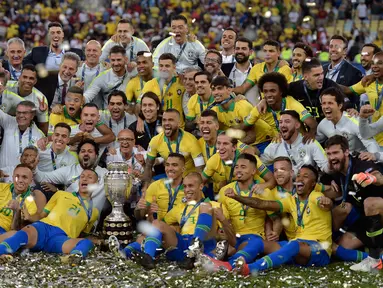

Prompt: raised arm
[{"left": 225, "top": 188, "right": 280, "bottom": 211}]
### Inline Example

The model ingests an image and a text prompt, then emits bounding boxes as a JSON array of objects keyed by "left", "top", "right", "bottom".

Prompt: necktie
[{"left": 61, "top": 83, "right": 67, "bottom": 104}]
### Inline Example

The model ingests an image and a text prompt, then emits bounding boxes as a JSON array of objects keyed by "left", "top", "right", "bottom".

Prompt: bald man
[{"left": 75, "top": 40, "right": 110, "bottom": 91}]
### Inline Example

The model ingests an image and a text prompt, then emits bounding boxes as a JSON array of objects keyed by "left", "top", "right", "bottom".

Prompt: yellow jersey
[
  {"left": 0, "top": 183, "right": 37, "bottom": 232},
  {"left": 48, "top": 106, "right": 81, "bottom": 135},
  {"left": 202, "top": 149, "right": 269, "bottom": 193},
  {"left": 164, "top": 199, "right": 225, "bottom": 235},
  {"left": 42, "top": 191, "right": 99, "bottom": 238},
  {"left": 186, "top": 94, "right": 215, "bottom": 121},
  {"left": 350, "top": 80, "right": 383, "bottom": 144},
  {"left": 147, "top": 129, "right": 205, "bottom": 176},
  {"left": 246, "top": 62, "right": 293, "bottom": 86},
  {"left": 218, "top": 181, "right": 274, "bottom": 237},
  {"left": 125, "top": 75, "right": 147, "bottom": 104},
  {"left": 244, "top": 96, "right": 311, "bottom": 133},
  {"left": 141, "top": 77, "right": 186, "bottom": 127},
  {"left": 145, "top": 179, "right": 185, "bottom": 220},
  {"left": 276, "top": 191, "right": 332, "bottom": 256}
]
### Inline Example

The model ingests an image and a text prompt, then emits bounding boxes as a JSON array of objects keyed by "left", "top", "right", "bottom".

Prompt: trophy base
[{"left": 103, "top": 218, "right": 133, "bottom": 246}]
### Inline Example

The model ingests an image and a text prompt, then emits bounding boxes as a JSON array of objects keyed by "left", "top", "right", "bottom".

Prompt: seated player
[
  {"left": 0, "top": 169, "right": 99, "bottom": 264},
  {"left": 0, "top": 164, "right": 46, "bottom": 242},
  {"left": 131, "top": 172, "right": 232, "bottom": 270}
]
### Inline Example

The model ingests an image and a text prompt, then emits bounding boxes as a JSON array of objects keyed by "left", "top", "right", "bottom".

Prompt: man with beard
[
  {"left": 0, "top": 169, "right": 99, "bottom": 265},
  {"left": 291, "top": 43, "right": 314, "bottom": 82},
  {"left": 99, "top": 90, "right": 136, "bottom": 148},
  {"left": 75, "top": 40, "right": 109, "bottom": 92},
  {"left": 152, "top": 15, "right": 206, "bottom": 74},
  {"left": 204, "top": 50, "right": 223, "bottom": 79},
  {"left": 0, "top": 101, "right": 44, "bottom": 167},
  {"left": 143, "top": 109, "right": 204, "bottom": 187},
  {"left": 342, "top": 52, "right": 383, "bottom": 147},
  {"left": 209, "top": 76, "right": 274, "bottom": 152},
  {"left": 141, "top": 53, "right": 186, "bottom": 128},
  {"left": 287, "top": 58, "right": 340, "bottom": 121},
  {"left": 232, "top": 40, "right": 293, "bottom": 96},
  {"left": 1, "top": 38, "right": 26, "bottom": 81},
  {"left": 202, "top": 132, "right": 275, "bottom": 195},
  {"left": 125, "top": 51, "right": 154, "bottom": 111},
  {"left": 220, "top": 28, "right": 237, "bottom": 64},
  {"left": 186, "top": 71, "right": 214, "bottom": 125},
  {"left": 100, "top": 19, "right": 149, "bottom": 65},
  {"left": 242, "top": 72, "right": 317, "bottom": 145},
  {"left": 222, "top": 37, "right": 259, "bottom": 106},
  {"left": 323, "top": 135, "right": 383, "bottom": 272},
  {"left": 68, "top": 103, "right": 115, "bottom": 160},
  {"left": 84, "top": 46, "right": 131, "bottom": 110},
  {"left": 129, "top": 92, "right": 162, "bottom": 150},
  {"left": 6, "top": 64, "right": 49, "bottom": 134},
  {"left": 219, "top": 165, "right": 332, "bottom": 275},
  {"left": 317, "top": 87, "right": 379, "bottom": 153},
  {"left": 261, "top": 110, "right": 328, "bottom": 175},
  {"left": 33, "top": 139, "right": 108, "bottom": 215},
  {"left": 182, "top": 67, "right": 200, "bottom": 115}
]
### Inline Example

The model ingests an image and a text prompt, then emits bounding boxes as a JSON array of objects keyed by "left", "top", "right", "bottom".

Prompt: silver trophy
[{"left": 103, "top": 162, "right": 133, "bottom": 245}]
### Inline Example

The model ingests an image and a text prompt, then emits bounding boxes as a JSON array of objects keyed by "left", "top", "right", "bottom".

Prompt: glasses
[
  {"left": 118, "top": 137, "right": 134, "bottom": 143},
  {"left": 205, "top": 58, "right": 220, "bottom": 64}
]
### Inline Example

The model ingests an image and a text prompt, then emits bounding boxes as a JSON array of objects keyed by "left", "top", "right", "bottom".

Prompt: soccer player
[
  {"left": 182, "top": 67, "right": 200, "bottom": 115},
  {"left": 6, "top": 64, "right": 49, "bottom": 134},
  {"left": 132, "top": 172, "right": 230, "bottom": 270},
  {"left": 232, "top": 40, "right": 292, "bottom": 95},
  {"left": 291, "top": 43, "right": 314, "bottom": 82},
  {"left": 143, "top": 109, "right": 204, "bottom": 185},
  {"left": 0, "top": 164, "right": 46, "bottom": 241},
  {"left": 202, "top": 132, "right": 275, "bottom": 194},
  {"left": 141, "top": 53, "right": 186, "bottom": 128},
  {"left": 198, "top": 110, "right": 221, "bottom": 164},
  {"left": 261, "top": 110, "right": 329, "bottom": 174},
  {"left": 317, "top": 87, "right": 380, "bottom": 153},
  {"left": 226, "top": 165, "right": 333, "bottom": 274},
  {"left": 186, "top": 71, "right": 214, "bottom": 125},
  {"left": 323, "top": 135, "right": 383, "bottom": 272},
  {"left": 0, "top": 169, "right": 99, "bottom": 264},
  {"left": 243, "top": 72, "right": 317, "bottom": 146}
]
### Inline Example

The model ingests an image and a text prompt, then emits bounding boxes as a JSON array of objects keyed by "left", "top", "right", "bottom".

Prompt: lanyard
[
  {"left": 232, "top": 68, "right": 250, "bottom": 88},
  {"left": 277, "top": 185, "right": 296, "bottom": 196},
  {"left": 139, "top": 76, "right": 144, "bottom": 91},
  {"left": 176, "top": 43, "right": 187, "bottom": 63},
  {"left": 263, "top": 61, "right": 280, "bottom": 73},
  {"left": 81, "top": 64, "right": 100, "bottom": 82},
  {"left": 76, "top": 192, "right": 93, "bottom": 222},
  {"left": 340, "top": 156, "right": 352, "bottom": 202},
  {"left": 10, "top": 184, "right": 31, "bottom": 208},
  {"left": 270, "top": 98, "right": 286, "bottom": 132},
  {"left": 166, "top": 183, "right": 182, "bottom": 212},
  {"left": 283, "top": 141, "right": 297, "bottom": 166},
  {"left": 144, "top": 120, "right": 159, "bottom": 139},
  {"left": 226, "top": 150, "right": 239, "bottom": 182},
  {"left": 159, "top": 77, "right": 176, "bottom": 107},
  {"left": 292, "top": 73, "right": 303, "bottom": 82},
  {"left": 165, "top": 130, "right": 182, "bottom": 154},
  {"left": 180, "top": 198, "right": 204, "bottom": 228},
  {"left": 10, "top": 66, "right": 20, "bottom": 81},
  {"left": 198, "top": 95, "right": 214, "bottom": 114},
  {"left": 207, "top": 94, "right": 234, "bottom": 110},
  {"left": 235, "top": 181, "right": 257, "bottom": 216},
  {"left": 129, "top": 44, "right": 134, "bottom": 62},
  {"left": 50, "top": 149, "right": 57, "bottom": 170},
  {"left": 205, "top": 142, "right": 216, "bottom": 159},
  {"left": 303, "top": 81, "right": 320, "bottom": 108},
  {"left": 375, "top": 80, "right": 383, "bottom": 111},
  {"left": 327, "top": 60, "right": 344, "bottom": 81},
  {"left": 295, "top": 195, "right": 309, "bottom": 227},
  {"left": 19, "top": 126, "right": 33, "bottom": 155},
  {"left": 109, "top": 116, "right": 127, "bottom": 130}
]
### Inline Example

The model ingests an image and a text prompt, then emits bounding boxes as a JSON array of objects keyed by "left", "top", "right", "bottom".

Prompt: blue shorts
[
  {"left": 255, "top": 140, "right": 271, "bottom": 155},
  {"left": 165, "top": 233, "right": 216, "bottom": 262},
  {"left": 30, "top": 222, "right": 70, "bottom": 253},
  {"left": 0, "top": 227, "right": 6, "bottom": 235},
  {"left": 235, "top": 234, "right": 263, "bottom": 250}
]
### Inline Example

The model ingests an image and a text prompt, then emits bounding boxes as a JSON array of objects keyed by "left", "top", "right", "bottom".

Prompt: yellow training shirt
[
  {"left": 350, "top": 80, "right": 383, "bottom": 144},
  {"left": 0, "top": 183, "right": 37, "bottom": 232},
  {"left": 276, "top": 191, "right": 332, "bottom": 256},
  {"left": 186, "top": 94, "right": 215, "bottom": 121},
  {"left": 246, "top": 62, "right": 293, "bottom": 86},
  {"left": 145, "top": 179, "right": 185, "bottom": 220},
  {"left": 41, "top": 191, "right": 99, "bottom": 238},
  {"left": 147, "top": 129, "right": 205, "bottom": 176}
]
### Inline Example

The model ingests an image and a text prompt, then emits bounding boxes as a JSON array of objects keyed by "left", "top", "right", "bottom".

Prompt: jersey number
[
  {"left": 306, "top": 106, "right": 320, "bottom": 118},
  {"left": 68, "top": 204, "right": 81, "bottom": 216}
]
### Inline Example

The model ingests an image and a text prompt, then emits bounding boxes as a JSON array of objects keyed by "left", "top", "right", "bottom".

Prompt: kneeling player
[{"left": 0, "top": 169, "right": 99, "bottom": 264}]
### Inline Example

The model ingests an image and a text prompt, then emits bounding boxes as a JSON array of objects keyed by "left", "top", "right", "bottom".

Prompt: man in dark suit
[
  {"left": 1, "top": 37, "right": 26, "bottom": 81},
  {"left": 323, "top": 35, "right": 363, "bottom": 107}
]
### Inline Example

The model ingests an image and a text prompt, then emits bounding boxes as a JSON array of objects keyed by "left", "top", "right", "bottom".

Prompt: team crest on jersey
[
  {"left": 177, "top": 89, "right": 182, "bottom": 96},
  {"left": 188, "top": 51, "right": 194, "bottom": 58},
  {"left": 235, "top": 118, "right": 241, "bottom": 124},
  {"left": 298, "top": 148, "right": 306, "bottom": 159},
  {"left": 342, "top": 132, "right": 349, "bottom": 140},
  {"left": 307, "top": 207, "right": 311, "bottom": 214}
]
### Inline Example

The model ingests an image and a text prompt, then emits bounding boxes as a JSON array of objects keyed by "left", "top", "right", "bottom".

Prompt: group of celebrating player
[{"left": 0, "top": 13, "right": 383, "bottom": 274}]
